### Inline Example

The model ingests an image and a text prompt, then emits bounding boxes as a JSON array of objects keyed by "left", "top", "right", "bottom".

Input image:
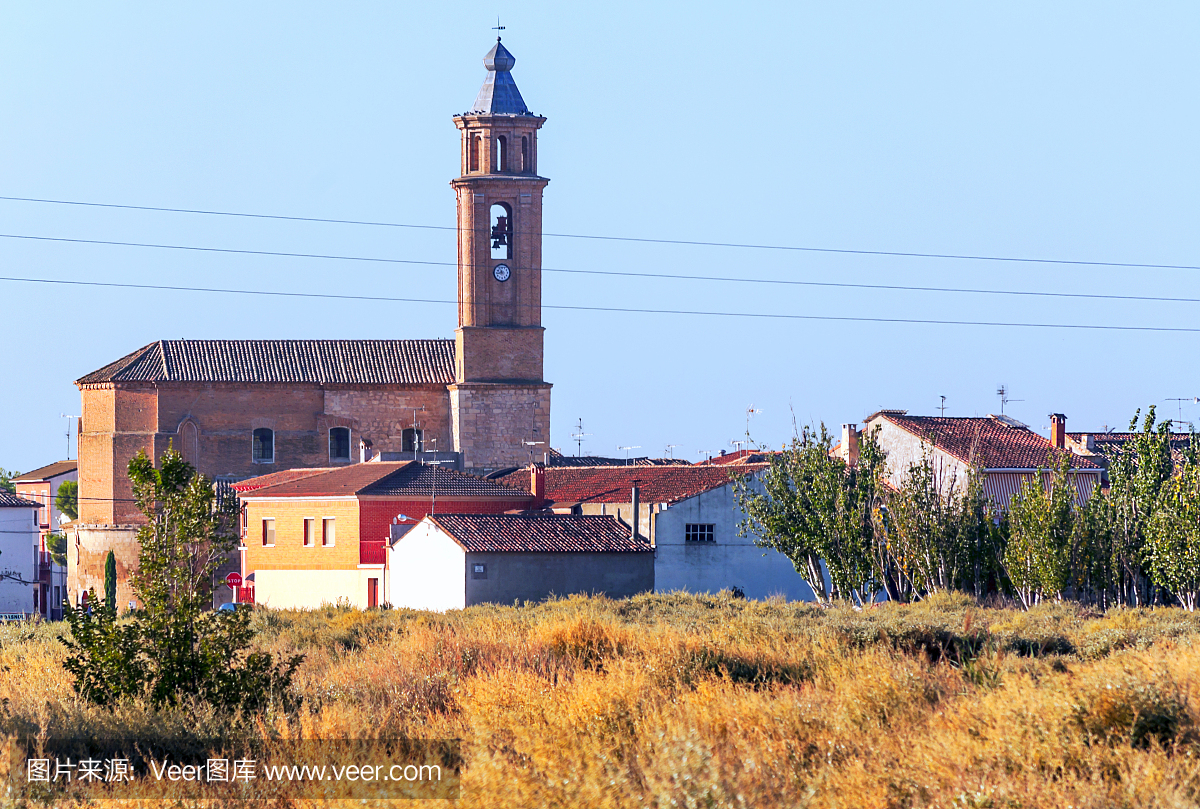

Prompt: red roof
[
  {"left": 238, "top": 462, "right": 532, "bottom": 500},
  {"left": 500, "top": 464, "right": 763, "bottom": 505},
  {"left": 429, "top": 514, "right": 651, "bottom": 553},
  {"left": 12, "top": 460, "right": 77, "bottom": 482},
  {"left": 696, "top": 449, "right": 773, "bottom": 466},
  {"left": 877, "top": 414, "right": 1101, "bottom": 470},
  {"left": 232, "top": 468, "right": 333, "bottom": 493}
]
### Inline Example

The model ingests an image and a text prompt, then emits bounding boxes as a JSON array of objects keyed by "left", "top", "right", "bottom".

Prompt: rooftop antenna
[
  {"left": 492, "top": 17, "right": 505, "bottom": 39},
  {"left": 571, "top": 418, "right": 591, "bottom": 457},
  {"left": 730, "top": 439, "right": 749, "bottom": 453},
  {"left": 698, "top": 449, "right": 713, "bottom": 462},
  {"left": 420, "top": 437, "right": 455, "bottom": 516},
  {"left": 997, "top": 385, "right": 1023, "bottom": 415},
  {"left": 745, "top": 405, "right": 762, "bottom": 440},
  {"left": 664, "top": 444, "right": 679, "bottom": 460},
  {"left": 938, "top": 396, "right": 947, "bottom": 417},
  {"left": 1165, "top": 397, "right": 1200, "bottom": 426},
  {"left": 522, "top": 438, "right": 546, "bottom": 465},
  {"left": 410, "top": 405, "right": 427, "bottom": 455},
  {"left": 60, "top": 414, "right": 78, "bottom": 460},
  {"left": 617, "top": 445, "right": 641, "bottom": 465}
]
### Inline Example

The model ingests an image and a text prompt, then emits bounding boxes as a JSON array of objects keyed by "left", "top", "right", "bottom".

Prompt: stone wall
[{"left": 449, "top": 382, "right": 551, "bottom": 473}]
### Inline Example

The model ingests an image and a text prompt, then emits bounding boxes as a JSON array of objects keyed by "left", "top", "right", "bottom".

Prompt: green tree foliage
[
  {"left": 55, "top": 479, "right": 78, "bottom": 521},
  {"left": 104, "top": 550, "right": 117, "bottom": 613},
  {"left": 61, "top": 447, "right": 301, "bottom": 711},
  {"left": 1144, "top": 466, "right": 1200, "bottom": 610},
  {"left": 735, "top": 424, "right": 886, "bottom": 605},
  {"left": 0, "top": 468, "right": 18, "bottom": 494},
  {"left": 1004, "top": 456, "right": 1077, "bottom": 607},
  {"left": 45, "top": 532, "right": 68, "bottom": 567},
  {"left": 885, "top": 455, "right": 1001, "bottom": 600}
]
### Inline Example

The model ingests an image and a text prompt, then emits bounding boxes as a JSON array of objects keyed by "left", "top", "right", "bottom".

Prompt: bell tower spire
[{"left": 448, "top": 38, "right": 551, "bottom": 473}]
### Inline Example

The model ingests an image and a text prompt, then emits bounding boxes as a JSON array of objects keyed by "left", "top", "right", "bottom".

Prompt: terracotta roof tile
[
  {"left": 0, "top": 491, "right": 41, "bottom": 508},
  {"left": 239, "top": 462, "right": 531, "bottom": 500},
  {"left": 77, "top": 340, "right": 455, "bottom": 385},
  {"left": 231, "top": 468, "right": 335, "bottom": 493},
  {"left": 500, "top": 464, "right": 763, "bottom": 505},
  {"left": 879, "top": 414, "right": 1101, "bottom": 470},
  {"left": 429, "top": 513, "right": 651, "bottom": 553},
  {"left": 12, "top": 460, "right": 77, "bottom": 482}
]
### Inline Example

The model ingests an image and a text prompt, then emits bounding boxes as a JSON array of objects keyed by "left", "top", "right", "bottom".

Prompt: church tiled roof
[
  {"left": 428, "top": 514, "right": 651, "bottom": 554},
  {"left": 77, "top": 340, "right": 456, "bottom": 386}
]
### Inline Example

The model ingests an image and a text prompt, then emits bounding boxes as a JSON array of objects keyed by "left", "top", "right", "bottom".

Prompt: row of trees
[{"left": 736, "top": 407, "right": 1200, "bottom": 610}]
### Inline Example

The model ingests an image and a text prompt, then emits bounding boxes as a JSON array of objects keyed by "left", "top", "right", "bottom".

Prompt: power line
[
  {"left": 4, "top": 193, "right": 1200, "bottom": 274},
  {"left": 2, "top": 274, "right": 1199, "bottom": 333},
  {"left": 1, "top": 230, "right": 1199, "bottom": 307}
]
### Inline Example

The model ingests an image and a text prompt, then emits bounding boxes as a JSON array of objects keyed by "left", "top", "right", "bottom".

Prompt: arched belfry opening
[
  {"left": 490, "top": 202, "right": 512, "bottom": 260},
  {"left": 495, "top": 135, "right": 508, "bottom": 172}
]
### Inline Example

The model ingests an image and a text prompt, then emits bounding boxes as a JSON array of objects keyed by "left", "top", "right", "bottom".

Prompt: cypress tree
[{"left": 104, "top": 551, "right": 117, "bottom": 613}]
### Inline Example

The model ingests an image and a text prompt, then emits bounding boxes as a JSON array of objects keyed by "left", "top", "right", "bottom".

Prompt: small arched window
[
  {"left": 329, "top": 427, "right": 351, "bottom": 461},
  {"left": 252, "top": 428, "right": 274, "bottom": 463},
  {"left": 521, "top": 136, "right": 529, "bottom": 172},
  {"left": 469, "top": 135, "right": 480, "bottom": 172},
  {"left": 179, "top": 420, "right": 199, "bottom": 464},
  {"left": 495, "top": 135, "right": 507, "bottom": 172},
  {"left": 402, "top": 428, "right": 424, "bottom": 453}
]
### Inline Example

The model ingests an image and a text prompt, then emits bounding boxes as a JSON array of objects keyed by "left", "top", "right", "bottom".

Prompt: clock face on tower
[{"left": 493, "top": 263, "right": 511, "bottom": 282}]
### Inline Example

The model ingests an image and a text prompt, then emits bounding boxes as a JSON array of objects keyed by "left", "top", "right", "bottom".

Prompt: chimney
[
  {"left": 841, "top": 424, "right": 860, "bottom": 467},
  {"left": 630, "top": 486, "right": 640, "bottom": 542},
  {"left": 1049, "top": 414, "right": 1066, "bottom": 449},
  {"left": 531, "top": 465, "right": 546, "bottom": 508},
  {"left": 359, "top": 438, "right": 374, "bottom": 463}
]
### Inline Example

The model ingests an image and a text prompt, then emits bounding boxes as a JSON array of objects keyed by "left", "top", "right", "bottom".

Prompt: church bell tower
[{"left": 449, "top": 38, "right": 551, "bottom": 472}]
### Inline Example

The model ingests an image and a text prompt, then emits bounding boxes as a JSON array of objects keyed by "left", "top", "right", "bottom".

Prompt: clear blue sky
[{"left": 2, "top": 2, "right": 1198, "bottom": 472}]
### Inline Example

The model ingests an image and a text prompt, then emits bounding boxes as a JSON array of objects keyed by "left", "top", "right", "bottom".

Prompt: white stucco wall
[
  {"left": 0, "top": 505, "right": 38, "bottom": 616},
  {"left": 388, "top": 522, "right": 466, "bottom": 612},
  {"left": 253, "top": 569, "right": 379, "bottom": 609},
  {"left": 653, "top": 477, "right": 815, "bottom": 602},
  {"left": 866, "top": 417, "right": 971, "bottom": 494}
]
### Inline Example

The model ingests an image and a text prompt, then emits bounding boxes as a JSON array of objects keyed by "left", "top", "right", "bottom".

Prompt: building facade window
[
  {"left": 402, "top": 428, "right": 423, "bottom": 453},
  {"left": 684, "top": 524, "right": 715, "bottom": 543},
  {"left": 252, "top": 428, "right": 274, "bottom": 463},
  {"left": 303, "top": 518, "right": 316, "bottom": 547},
  {"left": 262, "top": 518, "right": 276, "bottom": 547},
  {"left": 322, "top": 517, "right": 335, "bottom": 547},
  {"left": 329, "top": 427, "right": 351, "bottom": 461}
]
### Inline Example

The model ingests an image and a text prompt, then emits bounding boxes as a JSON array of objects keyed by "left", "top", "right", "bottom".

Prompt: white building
[
  {"left": 501, "top": 462, "right": 815, "bottom": 601},
  {"left": 0, "top": 492, "right": 41, "bottom": 618},
  {"left": 12, "top": 460, "right": 75, "bottom": 619}
]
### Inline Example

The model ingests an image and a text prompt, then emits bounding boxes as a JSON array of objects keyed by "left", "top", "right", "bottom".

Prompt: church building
[{"left": 69, "top": 39, "right": 553, "bottom": 606}]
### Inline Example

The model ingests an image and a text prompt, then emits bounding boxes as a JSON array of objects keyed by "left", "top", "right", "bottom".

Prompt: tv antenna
[
  {"left": 522, "top": 438, "right": 546, "bottom": 465},
  {"left": 745, "top": 405, "right": 762, "bottom": 437},
  {"left": 938, "top": 396, "right": 947, "bottom": 417},
  {"left": 1165, "top": 396, "right": 1200, "bottom": 425},
  {"left": 730, "top": 439, "right": 749, "bottom": 453},
  {"left": 996, "top": 385, "right": 1023, "bottom": 415},
  {"left": 571, "top": 418, "right": 591, "bottom": 457},
  {"left": 698, "top": 449, "right": 713, "bottom": 461},
  {"left": 60, "top": 414, "right": 78, "bottom": 460},
  {"left": 617, "top": 445, "right": 641, "bottom": 465},
  {"left": 664, "top": 444, "right": 679, "bottom": 460}
]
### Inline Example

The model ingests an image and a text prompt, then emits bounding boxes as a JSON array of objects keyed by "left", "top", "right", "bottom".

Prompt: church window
[
  {"left": 495, "top": 135, "right": 507, "bottom": 172},
  {"left": 469, "top": 135, "right": 480, "bottom": 172},
  {"left": 179, "top": 419, "right": 199, "bottom": 464},
  {"left": 252, "top": 428, "right": 274, "bottom": 463},
  {"left": 329, "top": 427, "right": 351, "bottom": 461},
  {"left": 262, "top": 518, "right": 275, "bottom": 547},
  {"left": 402, "top": 428, "right": 424, "bottom": 453},
  {"left": 490, "top": 202, "right": 512, "bottom": 260},
  {"left": 521, "top": 136, "right": 529, "bottom": 172},
  {"left": 685, "top": 524, "right": 715, "bottom": 543}
]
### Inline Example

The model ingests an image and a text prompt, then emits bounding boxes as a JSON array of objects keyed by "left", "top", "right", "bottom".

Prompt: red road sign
[{"left": 225, "top": 572, "right": 243, "bottom": 589}]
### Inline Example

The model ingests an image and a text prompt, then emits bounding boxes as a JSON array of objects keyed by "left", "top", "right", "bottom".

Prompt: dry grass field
[{"left": 2, "top": 592, "right": 1200, "bottom": 807}]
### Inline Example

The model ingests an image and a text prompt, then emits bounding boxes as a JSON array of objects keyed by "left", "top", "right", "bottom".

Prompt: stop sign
[{"left": 225, "top": 572, "right": 243, "bottom": 589}]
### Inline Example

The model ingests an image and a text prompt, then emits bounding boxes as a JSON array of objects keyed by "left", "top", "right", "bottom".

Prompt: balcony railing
[{"left": 359, "top": 541, "right": 386, "bottom": 566}]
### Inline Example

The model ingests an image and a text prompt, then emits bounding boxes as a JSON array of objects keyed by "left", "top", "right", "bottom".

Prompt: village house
[
  {"left": 501, "top": 462, "right": 816, "bottom": 601},
  {"left": 0, "top": 492, "right": 41, "bottom": 618},
  {"left": 69, "top": 37, "right": 555, "bottom": 608},
  {"left": 389, "top": 513, "right": 653, "bottom": 611},
  {"left": 11, "top": 460, "right": 74, "bottom": 619},
  {"left": 234, "top": 461, "right": 534, "bottom": 609},
  {"left": 851, "top": 411, "right": 1104, "bottom": 509}
]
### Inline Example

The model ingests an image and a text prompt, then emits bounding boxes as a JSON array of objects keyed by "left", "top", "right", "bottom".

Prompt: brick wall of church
[{"left": 449, "top": 383, "right": 551, "bottom": 473}]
